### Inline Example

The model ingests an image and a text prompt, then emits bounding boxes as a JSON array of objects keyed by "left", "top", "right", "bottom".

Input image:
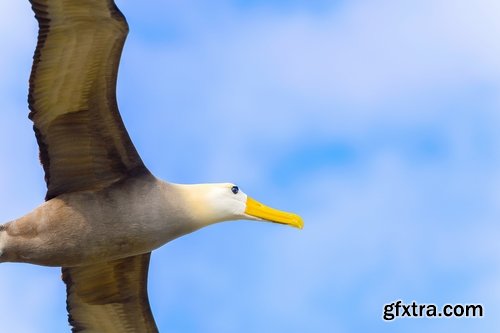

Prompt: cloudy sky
[{"left": 1, "top": 0, "right": 500, "bottom": 332}]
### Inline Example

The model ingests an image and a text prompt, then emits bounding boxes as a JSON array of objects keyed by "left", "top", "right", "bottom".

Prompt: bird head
[{"left": 178, "top": 183, "right": 303, "bottom": 229}]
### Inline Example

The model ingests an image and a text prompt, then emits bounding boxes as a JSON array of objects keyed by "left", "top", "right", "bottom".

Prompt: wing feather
[
  {"left": 29, "top": 0, "right": 149, "bottom": 200},
  {"left": 62, "top": 253, "right": 159, "bottom": 333}
]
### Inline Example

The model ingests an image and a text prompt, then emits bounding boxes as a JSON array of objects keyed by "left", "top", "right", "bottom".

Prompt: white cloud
[{"left": 117, "top": 0, "right": 500, "bottom": 164}]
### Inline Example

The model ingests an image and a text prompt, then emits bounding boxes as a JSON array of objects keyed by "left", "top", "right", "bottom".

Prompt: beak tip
[{"left": 293, "top": 215, "right": 304, "bottom": 229}]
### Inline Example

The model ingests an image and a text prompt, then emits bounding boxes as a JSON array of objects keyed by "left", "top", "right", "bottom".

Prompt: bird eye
[{"left": 231, "top": 186, "right": 239, "bottom": 194}]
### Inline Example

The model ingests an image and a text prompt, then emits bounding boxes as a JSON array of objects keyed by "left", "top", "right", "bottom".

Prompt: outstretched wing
[
  {"left": 62, "top": 253, "right": 159, "bottom": 333},
  {"left": 29, "top": 0, "right": 149, "bottom": 200}
]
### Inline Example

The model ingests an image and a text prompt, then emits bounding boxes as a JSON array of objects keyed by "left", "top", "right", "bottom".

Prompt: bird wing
[
  {"left": 62, "top": 253, "right": 159, "bottom": 333},
  {"left": 29, "top": 0, "right": 149, "bottom": 200}
]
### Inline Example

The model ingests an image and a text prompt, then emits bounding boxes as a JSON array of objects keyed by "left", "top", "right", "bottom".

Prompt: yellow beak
[{"left": 245, "top": 197, "right": 303, "bottom": 229}]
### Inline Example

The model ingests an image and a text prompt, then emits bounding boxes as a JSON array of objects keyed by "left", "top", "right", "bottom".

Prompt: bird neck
[{"left": 165, "top": 182, "right": 222, "bottom": 227}]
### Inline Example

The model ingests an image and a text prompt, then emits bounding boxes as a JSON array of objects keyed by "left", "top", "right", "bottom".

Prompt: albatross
[{"left": 0, "top": 0, "right": 303, "bottom": 332}]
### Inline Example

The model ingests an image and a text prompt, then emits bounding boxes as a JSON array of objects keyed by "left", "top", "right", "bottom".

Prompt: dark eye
[{"left": 231, "top": 186, "right": 239, "bottom": 194}]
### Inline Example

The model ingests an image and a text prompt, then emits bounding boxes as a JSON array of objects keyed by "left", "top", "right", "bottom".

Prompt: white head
[{"left": 177, "top": 183, "right": 303, "bottom": 229}]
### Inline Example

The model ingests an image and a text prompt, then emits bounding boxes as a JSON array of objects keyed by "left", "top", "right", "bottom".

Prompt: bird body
[{"left": 1, "top": 175, "right": 185, "bottom": 266}]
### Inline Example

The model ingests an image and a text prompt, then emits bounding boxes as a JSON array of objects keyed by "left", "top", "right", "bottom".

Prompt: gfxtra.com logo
[{"left": 383, "top": 300, "right": 484, "bottom": 321}]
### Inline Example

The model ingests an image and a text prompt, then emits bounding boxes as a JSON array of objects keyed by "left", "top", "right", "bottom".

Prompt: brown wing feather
[
  {"left": 29, "top": 0, "right": 149, "bottom": 200},
  {"left": 62, "top": 253, "right": 159, "bottom": 333}
]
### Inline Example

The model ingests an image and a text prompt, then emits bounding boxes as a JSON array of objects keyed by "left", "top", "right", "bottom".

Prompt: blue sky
[{"left": 1, "top": 0, "right": 500, "bottom": 332}]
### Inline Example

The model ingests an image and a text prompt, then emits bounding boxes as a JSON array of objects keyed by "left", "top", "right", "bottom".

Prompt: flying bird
[{"left": 0, "top": 0, "right": 303, "bottom": 332}]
